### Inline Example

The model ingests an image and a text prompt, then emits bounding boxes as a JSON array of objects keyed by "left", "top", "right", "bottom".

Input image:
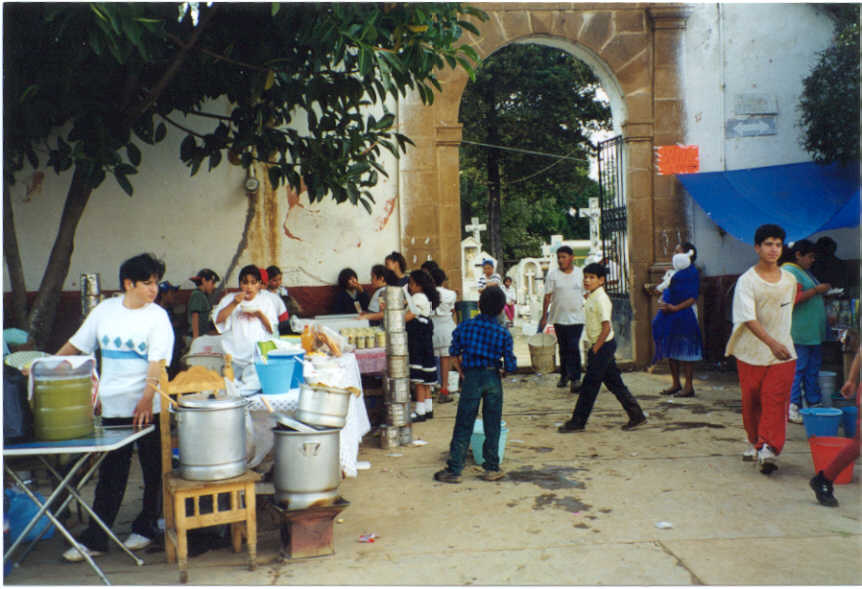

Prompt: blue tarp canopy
[{"left": 677, "top": 161, "right": 860, "bottom": 244}]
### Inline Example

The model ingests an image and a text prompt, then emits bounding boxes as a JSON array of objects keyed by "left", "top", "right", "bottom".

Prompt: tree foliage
[
  {"left": 458, "top": 43, "right": 611, "bottom": 266},
  {"left": 2, "top": 2, "right": 487, "bottom": 347},
  {"left": 799, "top": 4, "right": 860, "bottom": 165}
]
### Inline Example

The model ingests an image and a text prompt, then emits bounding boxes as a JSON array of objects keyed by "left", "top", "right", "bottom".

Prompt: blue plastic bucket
[
  {"left": 255, "top": 352, "right": 304, "bottom": 395},
  {"left": 470, "top": 418, "right": 508, "bottom": 465},
  {"left": 840, "top": 406, "right": 858, "bottom": 438},
  {"left": 800, "top": 407, "right": 843, "bottom": 438}
]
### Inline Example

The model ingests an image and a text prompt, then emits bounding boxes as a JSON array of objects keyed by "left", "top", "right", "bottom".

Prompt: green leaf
[
  {"left": 271, "top": 2, "right": 280, "bottom": 17},
  {"left": 126, "top": 142, "right": 141, "bottom": 166},
  {"left": 114, "top": 171, "right": 134, "bottom": 196},
  {"left": 154, "top": 123, "right": 167, "bottom": 142}
]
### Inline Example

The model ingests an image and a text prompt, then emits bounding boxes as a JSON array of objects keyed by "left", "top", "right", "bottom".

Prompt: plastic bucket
[
  {"left": 455, "top": 301, "right": 479, "bottom": 324},
  {"left": 800, "top": 407, "right": 842, "bottom": 438},
  {"left": 840, "top": 406, "right": 858, "bottom": 438},
  {"left": 808, "top": 436, "right": 855, "bottom": 484},
  {"left": 255, "top": 353, "right": 304, "bottom": 395},
  {"left": 470, "top": 419, "right": 508, "bottom": 465},
  {"left": 528, "top": 333, "right": 556, "bottom": 374}
]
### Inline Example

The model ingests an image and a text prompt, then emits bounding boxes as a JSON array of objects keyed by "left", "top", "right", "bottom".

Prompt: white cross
[
  {"left": 465, "top": 217, "right": 486, "bottom": 245},
  {"left": 579, "top": 197, "right": 602, "bottom": 256},
  {"left": 541, "top": 235, "right": 564, "bottom": 259}
]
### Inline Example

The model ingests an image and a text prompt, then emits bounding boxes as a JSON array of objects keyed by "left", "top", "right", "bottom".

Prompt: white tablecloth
[{"left": 243, "top": 353, "right": 371, "bottom": 477}]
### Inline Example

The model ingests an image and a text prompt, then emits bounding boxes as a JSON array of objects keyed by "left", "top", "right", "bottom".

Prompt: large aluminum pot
[
  {"left": 379, "top": 425, "right": 400, "bottom": 449},
  {"left": 176, "top": 396, "right": 248, "bottom": 481},
  {"left": 273, "top": 428, "right": 341, "bottom": 510},
  {"left": 294, "top": 384, "right": 352, "bottom": 428},
  {"left": 384, "top": 378, "right": 410, "bottom": 403},
  {"left": 384, "top": 309, "right": 406, "bottom": 332},
  {"left": 386, "top": 331, "right": 408, "bottom": 355},
  {"left": 386, "top": 402, "right": 410, "bottom": 427},
  {"left": 387, "top": 355, "right": 409, "bottom": 378},
  {"left": 383, "top": 286, "right": 406, "bottom": 309}
]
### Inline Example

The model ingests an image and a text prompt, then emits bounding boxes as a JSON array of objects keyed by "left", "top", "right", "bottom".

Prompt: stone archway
[{"left": 397, "top": 4, "right": 691, "bottom": 366}]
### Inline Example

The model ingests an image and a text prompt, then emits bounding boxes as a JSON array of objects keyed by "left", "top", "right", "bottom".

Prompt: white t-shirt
[
  {"left": 407, "top": 291, "right": 432, "bottom": 317},
  {"left": 545, "top": 266, "right": 585, "bottom": 325},
  {"left": 262, "top": 290, "right": 287, "bottom": 321},
  {"left": 502, "top": 284, "right": 517, "bottom": 305},
  {"left": 68, "top": 296, "right": 174, "bottom": 418},
  {"left": 725, "top": 266, "right": 797, "bottom": 366},
  {"left": 434, "top": 287, "right": 457, "bottom": 318},
  {"left": 368, "top": 287, "right": 385, "bottom": 313},
  {"left": 213, "top": 291, "right": 279, "bottom": 366}
]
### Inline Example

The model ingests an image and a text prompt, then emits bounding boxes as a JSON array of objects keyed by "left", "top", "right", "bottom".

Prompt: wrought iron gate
[{"left": 595, "top": 135, "right": 628, "bottom": 297}]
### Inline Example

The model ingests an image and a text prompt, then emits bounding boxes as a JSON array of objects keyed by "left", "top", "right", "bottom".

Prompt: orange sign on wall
[{"left": 655, "top": 145, "right": 700, "bottom": 175}]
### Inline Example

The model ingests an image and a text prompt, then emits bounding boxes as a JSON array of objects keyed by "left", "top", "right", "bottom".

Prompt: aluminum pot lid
[
  {"left": 177, "top": 394, "right": 248, "bottom": 409},
  {"left": 272, "top": 412, "right": 322, "bottom": 432}
]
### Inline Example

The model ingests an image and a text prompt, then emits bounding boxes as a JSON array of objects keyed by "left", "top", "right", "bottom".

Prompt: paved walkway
[{"left": 5, "top": 360, "right": 860, "bottom": 585}]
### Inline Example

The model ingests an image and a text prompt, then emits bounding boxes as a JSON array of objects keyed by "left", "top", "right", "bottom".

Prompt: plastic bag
[{"left": 4, "top": 487, "right": 55, "bottom": 543}]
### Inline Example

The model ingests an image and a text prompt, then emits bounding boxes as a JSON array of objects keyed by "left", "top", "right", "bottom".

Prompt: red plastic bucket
[{"left": 808, "top": 436, "right": 856, "bottom": 485}]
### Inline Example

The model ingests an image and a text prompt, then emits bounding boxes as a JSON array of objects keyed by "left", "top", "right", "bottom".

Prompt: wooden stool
[{"left": 163, "top": 471, "right": 260, "bottom": 583}]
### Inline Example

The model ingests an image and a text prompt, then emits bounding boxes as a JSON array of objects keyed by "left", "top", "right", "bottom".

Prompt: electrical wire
[{"left": 460, "top": 139, "right": 592, "bottom": 163}]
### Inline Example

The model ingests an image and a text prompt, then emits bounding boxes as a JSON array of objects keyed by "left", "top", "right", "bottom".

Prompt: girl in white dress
[{"left": 430, "top": 267, "right": 458, "bottom": 403}]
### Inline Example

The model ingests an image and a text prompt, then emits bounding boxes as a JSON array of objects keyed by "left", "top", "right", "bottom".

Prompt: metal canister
[
  {"left": 384, "top": 309, "right": 406, "bottom": 332},
  {"left": 375, "top": 330, "right": 386, "bottom": 348},
  {"left": 387, "top": 355, "right": 409, "bottom": 378},
  {"left": 80, "top": 273, "right": 102, "bottom": 317},
  {"left": 386, "top": 331, "right": 408, "bottom": 355},
  {"left": 386, "top": 402, "right": 410, "bottom": 427},
  {"left": 384, "top": 378, "right": 410, "bottom": 403},
  {"left": 384, "top": 286, "right": 406, "bottom": 310},
  {"left": 398, "top": 425, "right": 413, "bottom": 445},
  {"left": 379, "top": 426, "right": 400, "bottom": 449}
]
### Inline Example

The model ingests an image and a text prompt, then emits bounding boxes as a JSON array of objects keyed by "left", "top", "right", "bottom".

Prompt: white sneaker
[
  {"left": 742, "top": 445, "right": 757, "bottom": 462},
  {"left": 758, "top": 445, "right": 778, "bottom": 474},
  {"left": 122, "top": 532, "right": 152, "bottom": 551},
  {"left": 788, "top": 403, "right": 803, "bottom": 424},
  {"left": 61, "top": 544, "right": 104, "bottom": 563}
]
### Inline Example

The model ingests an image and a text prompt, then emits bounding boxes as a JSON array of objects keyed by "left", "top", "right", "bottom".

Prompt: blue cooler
[{"left": 255, "top": 352, "right": 304, "bottom": 395}]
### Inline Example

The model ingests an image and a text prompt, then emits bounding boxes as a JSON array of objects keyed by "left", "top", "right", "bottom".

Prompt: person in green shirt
[
  {"left": 187, "top": 268, "right": 220, "bottom": 339},
  {"left": 780, "top": 240, "right": 830, "bottom": 423}
]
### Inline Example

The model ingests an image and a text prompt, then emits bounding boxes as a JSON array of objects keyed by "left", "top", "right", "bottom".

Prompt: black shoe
[
  {"left": 810, "top": 471, "right": 839, "bottom": 507},
  {"left": 660, "top": 386, "right": 682, "bottom": 395},
  {"left": 675, "top": 388, "right": 695, "bottom": 398},
  {"left": 558, "top": 420, "right": 586, "bottom": 433},
  {"left": 570, "top": 380, "right": 583, "bottom": 394},
  {"left": 433, "top": 469, "right": 461, "bottom": 484},
  {"left": 426, "top": 411, "right": 434, "bottom": 420},
  {"left": 557, "top": 376, "right": 569, "bottom": 388},
  {"left": 621, "top": 416, "right": 647, "bottom": 430},
  {"left": 438, "top": 394, "right": 454, "bottom": 404}
]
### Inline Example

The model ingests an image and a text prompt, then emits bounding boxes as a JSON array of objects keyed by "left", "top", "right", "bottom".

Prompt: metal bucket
[
  {"left": 293, "top": 384, "right": 352, "bottom": 428},
  {"left": 386, "top": 402, "right": 410, "bottom": 427},
  {"left": 384, "top": 309, "right": 406, "bottom": 332},
  {"left": 399, "top": 425, "right": 413, "bottom": 445},
  {"left": 386, "top": 331, "right": 409, "bottom": 355},
  {"left": 384, "top": 378, "right": 410, "bottom": 403},
  {"left": 379, "top": 426, "right": 400, "bottom": 449},
  {"left": 818, "top": 371, "right": 838, "bottom": 407},
  {"left": 384, "top": 286, "right": 406, "bottom": 309},
  {"left": 387, "top": 355, "right": 409, "bottom": 378},
  {"left": 177, "top": 397, "right": 248, "bottom": 481},
  {"left": 273, "top": 428, "right": 341, "bottom": 510}
]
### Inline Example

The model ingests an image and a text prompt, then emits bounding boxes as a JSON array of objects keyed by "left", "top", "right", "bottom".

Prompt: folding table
[{"left": 3, "top": 425, "right": 154, "bottom": 585}]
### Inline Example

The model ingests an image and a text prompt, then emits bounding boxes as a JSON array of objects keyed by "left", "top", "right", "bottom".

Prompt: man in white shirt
[
  {"left": 726, "top": 224, "right": 797, "bottom": 475},
  {"left": 56, "top": 253, "right": 174, "bottom": 562},
  {"left": 540, "top": 246, "right": 586, "bottom": 393}
]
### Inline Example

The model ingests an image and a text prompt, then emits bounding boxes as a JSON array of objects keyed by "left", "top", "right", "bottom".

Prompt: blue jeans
[
  {"left": 791, "top": 344, "right": 822, "bottom": 406},
  {"left": 446, "top": 368, "right": 503, "bottom": 474}
]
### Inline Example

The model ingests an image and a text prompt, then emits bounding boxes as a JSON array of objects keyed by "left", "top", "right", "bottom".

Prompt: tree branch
[{"left": 165, "top": 32, "right": 269, "bottom": 72}]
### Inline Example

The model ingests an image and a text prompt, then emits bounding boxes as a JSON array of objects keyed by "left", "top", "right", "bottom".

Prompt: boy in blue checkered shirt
[{"left": 434, "top": 286, "right": 517, "bottom": 483}]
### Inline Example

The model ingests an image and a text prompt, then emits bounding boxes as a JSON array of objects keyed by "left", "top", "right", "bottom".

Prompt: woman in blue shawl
[{"left": 652, "top": 242, "right": 703, "bottom": 397}]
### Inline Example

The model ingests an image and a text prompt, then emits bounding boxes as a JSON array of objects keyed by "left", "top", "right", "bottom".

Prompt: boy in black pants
[
  {"left": 558, "top": 263, "right": 647, "bottom": 432},
  {"left": 434, "top": 286, "right": 517, "bottom": 483}
]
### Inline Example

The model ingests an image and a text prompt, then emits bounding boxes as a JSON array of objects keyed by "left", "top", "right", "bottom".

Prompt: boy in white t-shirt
[
  {"left": 726, "top": 224, "right": 797, "bottom": 475},
  {"left": 56, "top": 253, "right": 175, "bottom": 562},
  {"left": 540, "top": 246, "right": 586, "bottom": 392}
]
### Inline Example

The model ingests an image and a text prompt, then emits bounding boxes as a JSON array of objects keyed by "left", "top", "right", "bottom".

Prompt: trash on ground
[
  {"left": 386, "top": 453, "right": 403, "bottom": 457},
  {"left": 358, "top": 533, "right": 377, "bottom": 543},
  {"left": 554, "top": 422, "right": 564, "bottom": 427},
  {"left": 655, "top": 521, "right": 673, "bottom": 529},
  {"left": 510, "top": 439, "right": 525, "bottom": 444},
  {"left": 356, "top": 461, "right": 371, "bottom": 470},
  {"left": 336, "top": 518, "right": 345, "bottom": 524},
  {"left": 411, "top": 439, "right": 429, "bottom": 446}
]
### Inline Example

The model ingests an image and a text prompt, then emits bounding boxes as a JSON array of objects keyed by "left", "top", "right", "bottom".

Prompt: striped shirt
[{"left": 449, "top": 314, "right": 517, "bottom": 373}]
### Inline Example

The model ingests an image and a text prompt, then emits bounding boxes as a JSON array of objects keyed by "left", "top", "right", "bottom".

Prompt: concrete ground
[{"left": 5, "top": 340, "right": 861, "bottom": 586}]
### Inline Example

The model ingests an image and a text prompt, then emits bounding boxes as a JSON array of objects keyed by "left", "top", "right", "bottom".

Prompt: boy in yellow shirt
[{"left": 558, "top": 263, "right": 647, "bottom": 432}]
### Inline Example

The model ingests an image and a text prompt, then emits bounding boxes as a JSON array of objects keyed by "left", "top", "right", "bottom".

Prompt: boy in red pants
[
  {"left": 810, "top": 347, "right": 860, "bottom": 506},
  {"left": 726, "top": 224, "right": 797, "bottom": 474}
]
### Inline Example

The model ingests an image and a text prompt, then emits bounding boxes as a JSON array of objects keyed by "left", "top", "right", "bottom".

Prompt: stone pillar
[{"left": 435, "top": 124, "right": 464, "bottom": 295}]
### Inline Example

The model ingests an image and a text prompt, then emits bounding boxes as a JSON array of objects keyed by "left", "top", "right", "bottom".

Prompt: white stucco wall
[
  {"left": 4, "top": 99, "right": 401, "bottom": 293},
  {"left": 681, "top": 3, "right": 859, "bottom": 275}
]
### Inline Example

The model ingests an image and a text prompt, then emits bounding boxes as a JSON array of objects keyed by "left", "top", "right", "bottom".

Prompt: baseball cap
[{"left": 158, "top": 281, "right": 179, "bottom": 293}]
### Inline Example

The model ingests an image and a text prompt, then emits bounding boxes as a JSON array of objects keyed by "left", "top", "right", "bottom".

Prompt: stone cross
[
  {"left": 465, "top": 217, "right": 486, "bottom": 246},
  {"left": 540, "top": 235, "right": 564, "bottom": 259},
  {"left": 579, "top": 197, "right": 602, "bottom": 258}
]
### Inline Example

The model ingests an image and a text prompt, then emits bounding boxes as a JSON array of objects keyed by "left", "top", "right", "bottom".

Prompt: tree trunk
[
  {"left": 484, "top": 82, "right": 503, "bottom": 268},
  {"left": 4, "top": 183, "right": 30, "bottom": 329},
  {"left": 27, "top": 167, "right": 93, "bottom": 350}
]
